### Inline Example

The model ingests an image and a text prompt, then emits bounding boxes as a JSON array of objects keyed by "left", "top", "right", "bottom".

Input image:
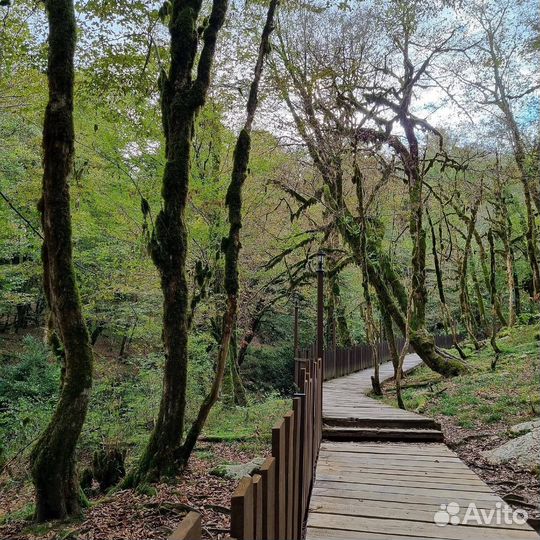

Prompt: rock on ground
[
  {"left": 509, "top": 419, "right": 540, "bottom": 436},
  {"left": 482, "top": 427, "right": 540, "bottom": 473},
  {"left": 210, "top": 457, "right": 266, "bottom": 480}
]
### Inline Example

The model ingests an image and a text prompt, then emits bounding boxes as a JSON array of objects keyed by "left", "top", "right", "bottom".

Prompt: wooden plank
[
  {"left": 315, "top": 457, "right": 464, "bottom": 470},
  {"left": 309, "top": 495, "right": 533, "bottom": 531},
  {"left": 316, "top": 466, "right": 489, "bottom": 488},
  {"left": 313, "top": 480, "right": 499, "bottom": 501},
  {"left": 316, "top": 462, "right": 484, "bottom": 479},
  {"left": 168, "top": 511, "right": 202, "bottom": 540},
  {"left": 306, "top": 525, "right": 421, "bottom": 540},
  {"left": 311, "top": 485, "right": 503, "bottom": 510},
  {"left": 292, "top": 397, "right": 302, "bottom": 540},
  {"left": 314, "top": 458, "right": 466, "bottom": 472},
  {"left": 284, "top": 411, "right": 294, "bottom": 540},
  {"left": 321, "top": 452, "right": 466, "bottom": 468},
  {"left": 317, "top": 454, "right": 470, "bottom": 469},
  {"left": 231, "top": 477, "right": 254, "bottom": 540},
  {"left": 259, "top": 457, "right": 275, "bottom": 540},
  {"left": 321, "top": 441, "right": 453, "bottom": 451},
  {"left": 307, "top": 513, "right": 538, "bottom": 540},
  {"left": 320, "top": 442, "right": 455, "bottom": 455},
  {"left": 272, "top": 419, "right": 286, "bottom": 540},
  {"left": 252, "top": 474, "right": 263, "bottom": 540}
]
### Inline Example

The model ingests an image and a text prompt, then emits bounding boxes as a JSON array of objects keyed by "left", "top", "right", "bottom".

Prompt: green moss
[
  {"left": 0, "top": 503, "right": 34, "bottom": 525},
  {"left": 193, "top": 450, "right": 214, "bottom": 461},
  {"left": 135, "top": 483, "right": 157, "bottom": 497},
  {"left": 203, "top": 393, "right": 289, "bottom": 452}
]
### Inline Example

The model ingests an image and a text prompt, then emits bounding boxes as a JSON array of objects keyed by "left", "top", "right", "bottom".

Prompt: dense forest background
[{"left": 0, "top": 0, "right": 538, "bottom": 537}]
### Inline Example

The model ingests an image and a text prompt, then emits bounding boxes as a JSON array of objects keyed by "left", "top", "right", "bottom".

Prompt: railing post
[
  {"left": 316, "top": 251, "right": 324, "bottom": 362},
  {"left": 293, "top": 294, "right": 299, "bottom": 358}
]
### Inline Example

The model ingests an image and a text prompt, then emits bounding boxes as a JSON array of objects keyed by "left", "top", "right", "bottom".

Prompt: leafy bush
[
  {"left": 0, "top": 336, "right": 59, "bottom": 407},
  {"left": 518, "top": 312, "right": 540, "bottom": 326},
  {"left": 0, "top": 336, "right": 59, "bottom": 464},
  {"left": 241, "top": 344, "right": 295, "bottom": 395}
]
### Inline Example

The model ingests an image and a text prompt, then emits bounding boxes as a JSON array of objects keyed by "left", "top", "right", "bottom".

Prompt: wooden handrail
[
  {"left": 168, "top": 511, "right": 202, "bottom": 540},
  {"left": 168, "top": 353, "right": 323, "bottom": 540}
]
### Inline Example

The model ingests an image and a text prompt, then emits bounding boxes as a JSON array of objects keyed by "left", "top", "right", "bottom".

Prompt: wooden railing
[
  {"left": 230, "top": 348, "right": 322, "bottom": 540},
  {"left": 169, "top": 349, "right": 323, "bottom": 540},
  {"left": 171, "top": 333, "right": 457, "bottom": 540},
  {"left": 168, "top": 511, "right": 202, "bottom": 540},
  {"left": 322, "top": 333, "right": 457, "bottom": 381},
  {"left": 322, "top": 338, "right": 407, "bottom": 381}
]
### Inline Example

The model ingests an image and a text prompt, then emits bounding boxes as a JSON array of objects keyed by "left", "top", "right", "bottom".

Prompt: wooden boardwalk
[
  {"left": 307, "top": 355, "right": 539, "bottom": 540},
  {"left": 323, "top": 353, "right": 443, "bottom": 441}
]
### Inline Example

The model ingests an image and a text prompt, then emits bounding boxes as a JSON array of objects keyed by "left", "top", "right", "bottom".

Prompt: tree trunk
[
  {"left": 474, "top": 230, "right": 506, "bottom": 326},
  {"left": 487, "top": 30, "right": 540, "bottom": 298},
  {"left": 458, "top": 202, "right": 481, "bottom": 349},
  {"left": 230, "top": 342, "right": 248, "bottom": 407},
  {"left": 354, "top": 166, "right": 382, "bottom": 394},
  {"left": 381, "top": 304, "right": 400, "bottom": 377},
  {"left": 487, "top": 230, "right": 501, "bottom": 354},
  {"left": 30, "top": 0, "right": 93, "bottom": 521},
  {"left": 129, "top": 0, "right": 228, "bottom": 484},
  {"left": 176, "top": 0, "right": 278, "bottom": 468},
  {"left": 505, "top": 245, "right": 517, "bottom": 326},
  {"left": 329, "top": 270, "right": 353, "bottom": 348},
  {"left": 427, "top": 212, "right": 466, "bottom": 360},
  {"left": 470, "top": 256, "right": 487, "bottom": 330},
  {"left": 492, "top": 165, "right": 517, "bottom": 327}
]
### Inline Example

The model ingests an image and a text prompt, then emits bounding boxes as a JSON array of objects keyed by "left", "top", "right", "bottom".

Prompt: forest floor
[
  {"left": 0, "top": 441, "right": 261, "bottom": 540},
  {"left": 0, "top": 329, "right": 289, "bottom": 540},
  {"left": 378, "top": 323, "right": 540, "bottom": 524}
]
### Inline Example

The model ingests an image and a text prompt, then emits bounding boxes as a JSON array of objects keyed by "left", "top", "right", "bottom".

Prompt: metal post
[
  {"left": 293, "top": 294, "right": 299, "bottom": 357},
  {"left": 316, "top": 252, "right": 325, "bottom": 361},
  {"left": 332, "top": 316, "right": 337, "bottom": 354}
]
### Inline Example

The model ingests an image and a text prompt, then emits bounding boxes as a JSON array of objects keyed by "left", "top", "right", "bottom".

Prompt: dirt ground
[
  {"left": 0, "top": 442, "right": 262, "bottom": 540},
  {"left": 436, "top": 417, "right": 540, "bottom": 529}
]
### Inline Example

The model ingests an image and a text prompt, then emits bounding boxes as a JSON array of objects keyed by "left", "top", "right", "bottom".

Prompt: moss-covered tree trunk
[
  {"left": 328, "top": 265, "right": 353, "bottom": 348},
  {"left": 30, "top": 0, "right": 93, "bottom": 521},
  {"left": 458, "top": 202, "right": 481, "bottom": 349},
  {"left": 493, "top": 171, "right": 517, "bottom": 327},
  {"left": 427, "top": 212, "right": 467, "bottom": 360},
  {"left": 474, "top": 230, "right": 506, "bottom": 326},
  {"left": 470, "top": 256, "right": 487, "bottom": 330},
  {"left": 223, "top": 327, "right": 247, "bottom": 407},
  {"left": 336, "top": 208, "right": 465, "bottom": 377},
  {"left": 130, "top": 0, "right": 228, "bottom": 484},
  {"left": 506, "top": 246, "right": 517, "bottom": 326},
  {"left": 380, "top": 304, "right": 400, "bottom": 377},
  {"left": 487, "top": 230, "right": 501, "bottom": 354},
  {"left": 452, "top": 203, "right": 506, "bottom": 326},
  {"left": 390, "top": 116, "right": 466, "bottom": 375},
  {"left": 354, "top": 166, "right": 381, "bottom": 394},
  {"left": 177, "top": 0, "right": 278, "bottom": 468}
]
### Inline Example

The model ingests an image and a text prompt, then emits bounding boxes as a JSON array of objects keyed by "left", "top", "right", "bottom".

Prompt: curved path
[
  {"left": 323, "top": 353, "right": 443, "bottom": 440},
  {"left": 306, "top": 355, "right": 539, "bottom": 540}
]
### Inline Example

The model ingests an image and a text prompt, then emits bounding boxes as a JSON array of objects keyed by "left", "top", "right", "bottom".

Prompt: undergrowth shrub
[{"left": 241, "top": 344, "right": 295, "bottom": 395}]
